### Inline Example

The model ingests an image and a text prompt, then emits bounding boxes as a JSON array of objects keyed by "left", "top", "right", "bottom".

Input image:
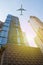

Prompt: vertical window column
[{"left": 16, "top": 28, "right": 20, "bottom": 44}]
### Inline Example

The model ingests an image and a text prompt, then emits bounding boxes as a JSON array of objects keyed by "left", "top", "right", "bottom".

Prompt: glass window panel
[
  {"left": 0, "top": 45, "right": 1, "bottom": 48},
  {"left": 0, "top": 37, "right": 2, "bottom": 44},
  {"left": 5, "top": 20, "right": 11, "bottom": 24},
  {"left": 17, "top": 37, "right": 20, "bottom": 44},
  {"left": 16, "top": 21, "right": 18, "bottom": 24},
  {"left": 16, "top": 19, "right": 19, "bottom": 24},
  {"left": 6, "top": 17, "right": 11, "bottom": 21},
  {"left": 2, "top": 26, "right": 9, "bottom": 31},
  {"left": 16, "top": 28, "right": 19, "bottom": 36},
  {"left": 1, "top": 31, "right": 8, "bottom": 37},
  {"left": 16, "top": 23, "right": 19, "bottom": 26},
  {"left": 7, "top": 15, "right": 12, "bottom": 18},
  {"left": 2, "top": 38, "right": 7, "bottom": 44},
  {"left": 0, "top": 32, "right": 1, "bottom": 36},
  {"left": 4, "top": 23, "right": 10, "bottom": 27}
]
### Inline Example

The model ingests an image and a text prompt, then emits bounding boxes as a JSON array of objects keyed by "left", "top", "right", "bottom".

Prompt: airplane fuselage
[{"left": 17, "top": 4, "right": 26, "bottom": 15}]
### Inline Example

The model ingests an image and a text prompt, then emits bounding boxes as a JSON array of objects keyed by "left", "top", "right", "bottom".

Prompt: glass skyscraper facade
[
  {"left": 0, "top": 14, "right": 24, "bottom": 48},
  {"left": 30, "top": 16, "right": 43, "bottom": 53}
]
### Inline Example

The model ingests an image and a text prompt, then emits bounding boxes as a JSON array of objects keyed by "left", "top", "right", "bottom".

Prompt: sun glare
[
  {"left": 20, "top": 18, "right": 38, "bottom": 47},
  {"left": 25, "top": 23, "right": 38, "bottom": 47}
]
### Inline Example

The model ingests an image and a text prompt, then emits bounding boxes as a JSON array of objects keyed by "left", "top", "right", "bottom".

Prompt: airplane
[{"left": 17, "top": 4, "right": 26, "bottom": 15}]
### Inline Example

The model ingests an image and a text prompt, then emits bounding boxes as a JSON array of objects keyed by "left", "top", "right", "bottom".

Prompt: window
[
  {"left": 4, "top": 23, "right": 10, "bottom": 27},
  {"left": 0, "top": 45, "right": 1, "bottom": 48},
  {"left": 16, "top": 19, "right": 19, "bottom": 24},
  {"left": 6, "top": 17, "right": 12, "bottom": 21},
  {"left": 17, "top": 37, "right": 20, "bottom": 44},
  {"left": 0, "top": 37, "right": 2, "bottom": 48},
  {"left": 16, "top": 28, "right": 20, "bottom": 44},
  {"left": 2, "top": 38, "right": 7, "bottom": 44},
  {"left": 5, "top": 20, "right": 11, "bottom": 24},
  {"left": 0, "top": 32, "right": 1, "bottom": 36},
  {"left": 7, "top": 15, "right": 11, "bottom": 17},
  {"left": 0, "top": 37, "right": 2, "bottom": 43},
  {"left": 16, "top": 23, "right": 19, "bottom": 26},
  {"left": 16, "top": 28, "right": 19, "bottom": 36},
  {"left": 1, "top": 31, "right": 8, "bottom": 38},
  {"left": 16, "top": 19, "right": 19, "bottom": 27},
  {"left": 2, "top": 26, "right": 9, "bottom": 31}
]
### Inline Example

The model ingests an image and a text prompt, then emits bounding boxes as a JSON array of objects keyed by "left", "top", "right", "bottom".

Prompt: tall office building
[
  {"left": 0, "top": 14, "right": 24, "bottom": 48},
  {"left": 7, "top": 14, "right": 24, "bottom": 45},
  {"left": 30, "top": 16, "right": 43, "bottom": 53}
]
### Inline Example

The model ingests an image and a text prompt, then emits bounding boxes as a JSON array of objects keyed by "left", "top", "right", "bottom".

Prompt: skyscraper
[
  {"left": 8, "top": 14, "right": 24, "bottom": 45},
  {"left": 30, "top": 16, "right": 43, "bottom": 53},
  {"left": 0, "top": 14, "right": 24, "bottom": 48}
]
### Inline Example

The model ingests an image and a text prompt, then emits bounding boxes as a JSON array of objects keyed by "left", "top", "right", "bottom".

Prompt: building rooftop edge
[
  {"left": 30, "top": 16, "right": 43, "bottom": 28},
  {"left": 7, "top": 14, "right": 19, "bottom": 19}
]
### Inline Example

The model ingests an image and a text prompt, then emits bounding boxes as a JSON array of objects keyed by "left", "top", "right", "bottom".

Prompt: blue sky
[
  {"left": 0, "top": 0, "right": 43, "bottom": 32},
  {"left": 0, "top": 0, "right": 43, "bottom": 20}
]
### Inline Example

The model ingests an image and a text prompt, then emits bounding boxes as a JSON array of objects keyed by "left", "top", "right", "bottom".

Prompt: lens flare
[{"left": 26, "top": 23, "right": 38, "bottom": 47}]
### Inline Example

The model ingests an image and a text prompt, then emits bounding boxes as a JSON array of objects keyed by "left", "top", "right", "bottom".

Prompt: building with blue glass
[{"left": 0, "top": 14, "right": 24, "bottom": 48}]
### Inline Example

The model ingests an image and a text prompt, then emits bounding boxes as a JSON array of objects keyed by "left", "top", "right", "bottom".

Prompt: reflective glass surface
[
  {"left": 2, "top": 26, "right": 9, "bottom": 31},
  {"left": 0, "top": 32, "right": 1, "bottom": 36},
  {"left": 4, "top": 23, "right": 10, "bottom": 27},
  {"left": 0, "top": 37, "right": 2, "bottom": 43},
  {"left": 15, "top": 18, "right": 19, "bottom": 27},
  {"left": 6, "top": 17, "right": 11, "bottom": 21},
  {"left": 0, "top": 15, "right": 12, "bottom": 45},
  {"left": 17, "top": 37, "right": 20, "bottom": 43},
  {"left": 16, "top": 28, "right": 19, "bottom": 36},
  {"left": 5, "top": 20, "right": 11, "bottom": 24},
  {"left": 1, "top": 31, "right": 8, "bottom": 37},
  {"left": 1, "top": 38, "right": 7, "bottom": 44}
]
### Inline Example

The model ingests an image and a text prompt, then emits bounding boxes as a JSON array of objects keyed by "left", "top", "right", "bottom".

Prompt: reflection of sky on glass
[{"left": 0, "top": 0, "right": 43, "bottom": 47}]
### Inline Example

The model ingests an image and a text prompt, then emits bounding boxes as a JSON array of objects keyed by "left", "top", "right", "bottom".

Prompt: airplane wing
[
  {"left": 22, "top": 9, "right": 26, "bottom": 11},
  {"left": 17, "top": 8, "right": 22, "bottom": 11},
  {"left": 17, "top": 8, "right": 26, "bottom": 11}
]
